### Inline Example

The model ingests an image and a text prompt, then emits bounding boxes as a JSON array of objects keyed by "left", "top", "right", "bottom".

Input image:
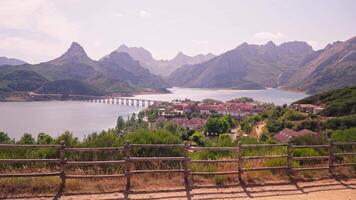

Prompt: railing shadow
[
  {"left": 130, "top": 176, "right": 355, "bottom": 200},
  {"left": 1, "top": 178, "right": 355, "bottom": 200}
]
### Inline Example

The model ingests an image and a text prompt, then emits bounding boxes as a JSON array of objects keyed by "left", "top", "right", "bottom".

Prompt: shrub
[
  {"left": 190, "top": 131, "right": 205, "bottom": 146},
  {"left": 281, "top": 110, "right": 306, "bottom": 121},
  {"left": 240, "top": 115, "right": 262, "bottom": 133},
  {"left": 55, "top": 131, "right": 79, "bottom": 147},
  {"left": 125, "top": 128, "right": 183, "bottom": 157},
  {"left": 82, "top": 130, "right": 122, "bottom": 147},
  {"left": 331, "top": 128, "right": 356, "bottom": 142},
  {"left": 292, "top": 148, "right": 320, "bottom": 157},
  {"left": 0, "top": 132, "right": 12, "bottom": 144},
  {"left": 290, "top": 134, "right": 328, "bottom": 145},
  {"left": 325, "top": 115, "right": 356, "bottom": 130}
]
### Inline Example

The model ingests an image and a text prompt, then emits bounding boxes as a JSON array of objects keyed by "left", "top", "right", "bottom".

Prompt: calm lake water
[
  {"left": 0, "top": 87, "right": 307, "bottom": 140},
  {"left": 134, "top": 87, "right": 307, "bottom": 106}
]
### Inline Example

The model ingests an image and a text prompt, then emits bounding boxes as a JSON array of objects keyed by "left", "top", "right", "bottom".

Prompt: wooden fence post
[
  {"left": 237, "top": 141, "right": 242, "bottom": 181},
  {"left": 183, "top": 141, "right": 192, "bottom": 200},
  {"left": 328, "top": 139, "right": 334, "bottom": 175},
  {"left": 124, "top": 142, "right": 131, "bottom": 197},
  {"left": 287, "top": 142, "right": 292, "bottom": 176},
  {"left": 59, "top": 141, "right": 66, "bottom": 194}
]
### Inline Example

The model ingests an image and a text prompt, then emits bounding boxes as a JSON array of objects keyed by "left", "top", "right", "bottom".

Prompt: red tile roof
[{"left": 273, "top": 128, "right": 317, "bottom": 143}]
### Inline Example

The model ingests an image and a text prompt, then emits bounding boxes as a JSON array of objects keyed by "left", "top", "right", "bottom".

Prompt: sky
[{"left": 0, "top": 0, "right": 355, "bottom": 64}]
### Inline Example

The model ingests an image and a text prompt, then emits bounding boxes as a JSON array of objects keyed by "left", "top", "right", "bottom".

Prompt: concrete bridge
[{"left": 86, "top": 97, "right": 167, "bottom": 107}]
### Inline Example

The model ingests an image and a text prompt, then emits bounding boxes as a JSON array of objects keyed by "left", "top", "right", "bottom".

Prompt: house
[
  {"left": 292, "top": 104, "right": 324, "bottom": 114},
  {"left": 170, "top": 117, "right": 207, "bottom": 130},
  {"left": 273, "top": 128, "right": 317, "bottom": 143},
  {"left": 197, "top": 102, "right": 263, "bottom": 117}
]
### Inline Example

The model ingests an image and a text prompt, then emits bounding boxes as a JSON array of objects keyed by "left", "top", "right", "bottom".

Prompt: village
[{"left": 140, "top": 98, "right": 325, "bottom": 144}]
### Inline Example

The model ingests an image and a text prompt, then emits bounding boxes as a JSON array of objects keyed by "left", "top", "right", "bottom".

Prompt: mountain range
[
  {"left": 114, "top": 45, "right": 215, "bottom": 76},
  {"left": 0, "top": 42, "right": 168, "bottom": 100},
  {"left": 168, "top": 36, "right": 356, "bottom": 93},
  {"left": 0, "top": 36, "right": 355, "bottom": 100},
  {"left": 284, "top": 36, "right": 356, "bottom": 93}
]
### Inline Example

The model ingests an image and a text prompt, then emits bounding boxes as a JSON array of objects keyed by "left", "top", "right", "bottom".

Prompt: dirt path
[
  {"left": 251, "top": 121, "right": 266, "bottom": 139},
  {"left": 11, "top": 178, "right": 354, "bottom": 200}
]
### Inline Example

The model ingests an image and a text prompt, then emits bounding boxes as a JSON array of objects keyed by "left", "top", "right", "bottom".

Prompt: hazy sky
[{"left": 0, "top": 0, "right": 355, "bottom": 64}]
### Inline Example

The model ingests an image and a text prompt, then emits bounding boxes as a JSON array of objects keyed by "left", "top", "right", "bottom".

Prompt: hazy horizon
[{"left": 0, "top": 0, "right": 355, "bottom": 64}]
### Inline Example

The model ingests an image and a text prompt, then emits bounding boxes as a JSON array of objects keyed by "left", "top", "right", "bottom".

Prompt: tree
[
  {"left": 205, "top": 117, "right": 229, "bottom": 135},
  {"left": 0, "top": 132, "right": 12, "bottom": 144},
  {"left": 223, "top": 115, "right": 236, "bottom": 128},
  {"left": 37, "top": 133, "right": 54, "bottom": 144},
  {"left": 116, "top": 116, "right": 126, "bottom": 132},
  {"left": 130, "top": 113, "right": 137, "bottom": 123},
  {"left": 18, "top": 133, "right": 35, "bottom": 144},
  {"left": 55, "top": 131, "right": 79, "bottom": 147}
]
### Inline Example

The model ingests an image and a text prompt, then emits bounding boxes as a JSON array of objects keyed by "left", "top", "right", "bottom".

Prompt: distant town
[{"left": 139, "top": 97, "right": 325, "bottom": 143}]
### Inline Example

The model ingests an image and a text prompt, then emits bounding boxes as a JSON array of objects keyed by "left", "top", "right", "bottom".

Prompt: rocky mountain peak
[
  {"left": 117, "top": 44, "right": 129, "bottom": 51},
  {"left": 48, "top": 42, "right": 93, "bottom": 66},
  {"left": 265, "top": 41, "right": 277, "bottom": 47},
  {"left": 173, "top": 51, "right": 188, "bottom": 59},
  {"left": 115, "top": 44, "right": 154, "bottom": 63},
  {"left": 64, "top": 42, "right": 87, "bottom": 57}
]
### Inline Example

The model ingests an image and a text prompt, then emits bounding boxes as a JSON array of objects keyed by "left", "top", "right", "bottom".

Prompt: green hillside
[
  {"left": 0, "top": 70, "right": 48, "bottom": 91},
  {"left": 294, "top": 86, "right": 356, "bottom": 116},
  {"left": 37, "top": 79, "right": 104, "bottom": 96}
]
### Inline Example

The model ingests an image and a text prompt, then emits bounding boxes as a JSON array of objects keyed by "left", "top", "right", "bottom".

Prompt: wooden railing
[{"left": 0, "top": 140, "right": 355, "bottom": 199}]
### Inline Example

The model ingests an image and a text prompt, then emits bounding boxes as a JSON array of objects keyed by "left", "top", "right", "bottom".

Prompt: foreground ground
[{"left": 3, "top": 178, "right": 355, "bottom": 200}]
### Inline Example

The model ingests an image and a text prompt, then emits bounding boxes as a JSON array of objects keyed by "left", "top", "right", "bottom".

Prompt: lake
[
  {"left": 134, "top": 87, "right": 307, "bottom": 105},
  {"left": 0, "top": 87, "right": 307, "bottom": 140}
]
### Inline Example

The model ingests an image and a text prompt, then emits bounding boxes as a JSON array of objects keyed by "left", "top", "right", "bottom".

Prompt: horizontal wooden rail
[
  {"left": 293, "top": 145, "right": 329, "bottom": 148},
  {"left": 292, "top": 166, "right": 329, "bottom": 171},
  {"left": 65, "top": 174, "right": 125, "bottom": 179},
  {"left": 130, "top": 144, "right": 185, "bottom": 148},
  {"left": 66, "top": 160, "right": 125, "bottom": 165},
  {"left": 0, "top": 172, "right": 61, "bottom": 177},
  {"left": 242, "top": 155, "right": 287, "bottom": 160},
  {"left": 190, "top": 147, "right": 236, "bottom": 151},
  {"left": 130, "top": 157, "right": 186, "bottom": 161},
  {"left": 292, "top": 156, "right": 329, "bottom": 161},
  {"left": 130, "top": 169, "right": 185, "bottom": 173},
  {"left": 0, "top": 144, "right": 60, "bottom": 148},
  {"left": 334, "top": 152, "right": 356, "bottom": 156},
  {"left": 242, "top": 166, "right": 288, "bottom": 171},
  {"left": 0, "top": 159, "right": 61, "bottom": 164},
  {"left": 242, "top": 144, "right": 287, "bottom": 148},
  {"left": 334, "top": 142, "right": 356, "bottom": 145},
  {"left": 334, "top": 163, "right": 356, "bottom": 167},
  {"left": 190, "top": 159, "right": 238, "bottom": 163},
  {"left": 65, "top": 147, "right": 124, "bottom": 152},
  {"left": 191, "top": 171, "right": 239, "bottom": 175}
]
